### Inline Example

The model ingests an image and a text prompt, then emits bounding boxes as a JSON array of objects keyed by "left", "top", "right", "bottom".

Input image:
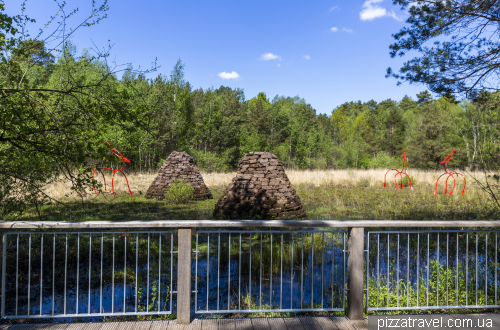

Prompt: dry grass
[{"left": 43, "top": 168, "right": 484, "bottom": 200}]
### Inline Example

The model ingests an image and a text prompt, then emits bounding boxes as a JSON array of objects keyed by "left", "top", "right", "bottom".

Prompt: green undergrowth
[{"left": 12, "top": 182, "right": 495, "bottom": 221}]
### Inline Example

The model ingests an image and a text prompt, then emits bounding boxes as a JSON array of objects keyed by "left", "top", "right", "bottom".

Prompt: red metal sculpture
[
  {"left": 384, "top": 150, "right": 413, "bottom": 190},
  {"left": 92, "top": 141, "right": 133, "bottom": 198},
  {"left": 434, "top": 150, "right": 466, "bottom": 196}
]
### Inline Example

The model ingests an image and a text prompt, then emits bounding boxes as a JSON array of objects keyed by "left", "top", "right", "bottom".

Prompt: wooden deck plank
[
  {"left": 150, "top": 320, "right": 173, "bottom": 330},
  {"left": 40, "top": 324, "right": 70, "bottom": 330},
  {"left": 218, "top": 319, "right": 234, "bottom": 330},
  {"left": 99, "top": 322, "right": 121, "bottom": 330},
  {"left": 81, "top": 322, "right": 104, "bottom": 330},
  {"left": 129, "top": 321, "right": 152, "bottom": 330},
  {"left": 266, "top": 318, "right": 287, "bottom": 330},
  {"left": 330, "top": 316, "right": 355, "bottom": 330},
  {"left": 169, "top": 319, "right": 201, "bottom": 330},
  {"left": 298, "top": 317, "right": 324, "bottom": 330},
  {"left": 64, "top": 324, "right": 89, "bottom": 330},
  {"left": 201, "top": 319, "right": 218, "bottom": 330},
  {"left": 234, "top": 319, "right": 252, "bottom": 330},
  {"left": 283, "top": 318, "right": 305, "bottom": 330},
  {"left": 349, "top": 320, "right": 367, "bottom": 330},
  {"left": 314, "top": 316, "right": 340, "bottom": 330},
  {"left": 251, "top": 318, "right": 270, "bottom": 330}
]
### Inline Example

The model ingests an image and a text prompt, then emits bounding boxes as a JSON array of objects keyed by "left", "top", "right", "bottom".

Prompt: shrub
[
  {"left": 402, "top": 175, "right": 416, "bottom": 187},
  {"left": 163, "top": 179, "right": 194, "bottom": 204}
]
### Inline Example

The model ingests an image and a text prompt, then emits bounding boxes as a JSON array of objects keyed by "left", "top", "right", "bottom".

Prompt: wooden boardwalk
[{"left": 0, "top": 317, "right": 367, "bottom": 330}]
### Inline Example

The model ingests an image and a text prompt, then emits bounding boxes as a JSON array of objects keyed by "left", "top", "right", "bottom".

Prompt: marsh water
[{"left": 2, "top": 230, "right": 499, "bottom": 322}]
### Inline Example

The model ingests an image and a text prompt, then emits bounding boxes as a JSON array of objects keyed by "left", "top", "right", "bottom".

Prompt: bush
[
  {"left": 402, "top": 175, "right": 416, "bottom": 187},
  {"left": 164, "top": 179, "right": 194, "bottom": 204}
]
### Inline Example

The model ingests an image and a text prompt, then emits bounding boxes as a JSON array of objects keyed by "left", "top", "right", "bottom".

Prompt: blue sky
[{"left": 7, "top": 0, "right": 428, "bottom": 115}]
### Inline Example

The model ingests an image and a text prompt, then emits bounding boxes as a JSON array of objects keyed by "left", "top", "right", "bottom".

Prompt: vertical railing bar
[
  {"left": 135, "top": 234, "right": 139, "bottom": 313},
  {"left": 476, "top": 233, "right": 478, "bottom": 306},
  {"left": 447, "top": 232, "right": 449, "bottom": 306},
  {"left": 217, "top": 233, "right": 220, "bottom": 311},
  {"left": 159, "top": 234, "right": 161, "bottom": 313},
  {"left": 486, "top": 233, "right": 488, "bottom": 306},
  {"left": 377, "top": 234, "right": 379, "bottom": 308},
  {"left": 333, "top": 232, "right": 335, "bottom": 310},
  {"left": 280, "top": 232, "right": 283, "bottom": 311},
  {"left": 407, "top": 233, "right": 409, "bottom": 308},
  {"left": 311, "top": 232, "right": 314, "bottom": 309},
  {"left": 123, "top": 234, "right": 126, "bottom": 314},
  {"left": 112, "top": 234, "right": 114, "bottom": 314},
  {"left": 228, "top": 233, "right": 231, "bottom": 311},
  {"left": 437, "top": 233, "right": 439, "bottom": 307},
  {"left": 100, "top": 234, "right": 103, "bottom": 314},
  {"left": 250, "top": 233, "right": 252, "bottom": 311},
  {"left": 28, "top": 234, "right": 31, "bottom": 316},
  {"left": 342, "top": 231, "right": 346, "bottom": 309},
  {"left": 291, "top": 233, "right": 294, "bottom": 310},
  {"left": 147, "top": 233, "right": 150, "bottom": 313},
  {"left": 2, "top": 234, "right": 7, "bottom": 319},
  {"left": 207, "top": 234, "right": 209, "bottom": 312},
  {"left": 417, "top": 233, "right": 419, "bottom": 308},
  {"left": 64, "top": 233, "right": 67, "bottom": 315},
  {"left": 77, "top": 234, "right": 80, "bottom": 315},
  {"left": 238, "top": 233, "right": 241, "bottom": 311},
  {"left": 89, "top": 234, "right": 92, "bottom": 315},
  {"left": 426, "top": 232, "right": 429, "bottom": 308},
  {"left": 466, "top": 233, "right": 468, "bottom": 306},
  {"left": 170, "top": 233, "right": 173, "bottom": 313},
  {"left": 16, "top": 234, "right": 19, "bottom": 317},
  {"left": 387, "top": 233, "right": 389, "bottom": 308},
  {"left": 270, "top": 233, "right": 273, "bottom": 311},
  {"left": 366, "top": 233, "right": 370, "bottom": 311},
  {"left": 301, "top": 232, "right": 304, "bottom": 310},
  {"left": 259, "top": 232, "right": 262, "bottom": 311},
  {"left": 397, "top": 233, "right": 399, "bottom": 308},
  {"left": 52, "top": 234, "right": 55, "bottom": 316},
  {"left": 40, "top": 234, "right": 43, "bottom": 316},
  {"left": 195, "top": 233, "right": 197, "bottom": 313},
  {"left": 456, "top": 232, "right": 459, "bottom": 306},
  {"left": 321, "top": 232, "right": 324, "bottom": 309}
]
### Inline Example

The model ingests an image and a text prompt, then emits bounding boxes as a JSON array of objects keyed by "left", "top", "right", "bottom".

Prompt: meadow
[{"left": 21, "top": 169, "right": 494, "bottom": 221}]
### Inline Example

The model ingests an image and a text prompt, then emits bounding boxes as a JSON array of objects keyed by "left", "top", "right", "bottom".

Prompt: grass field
[{"left": 18, "top": 169, "right": 495, "bottom": 221}]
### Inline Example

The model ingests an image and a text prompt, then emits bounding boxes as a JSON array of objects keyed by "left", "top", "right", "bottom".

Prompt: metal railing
[
  {"left": 0, "top": 220, "right": 499, "bottom": 324},
  {"left": 1, "top": 231, "right": 174, "bottom": 319},
  {"left": 194, "top": 230, "right": 346, "bottom": 313},
  {"left": 366, "top": 230, "right": 500, "bottom": 311}
]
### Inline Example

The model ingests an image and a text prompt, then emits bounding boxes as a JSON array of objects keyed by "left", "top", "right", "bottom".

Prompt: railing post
[
  {"left": 177, "top": 228, "right": 192, "bottom": 324},
  {"left": 347, "top": 227, "right": 364, "bottom": 320}
]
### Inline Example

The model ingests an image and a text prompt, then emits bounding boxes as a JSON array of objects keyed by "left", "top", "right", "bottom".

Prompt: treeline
[
  {"left": 5, "top": 41, "right": 500, "bottom": 176},
  {"left": 113, "top": 63, "right": 498, "bottom": 172}
]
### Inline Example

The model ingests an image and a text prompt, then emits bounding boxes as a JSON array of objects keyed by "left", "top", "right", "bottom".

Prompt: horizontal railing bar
[
  {"left": 196, "top": 308, "right": 345, "bottom": 313},
  {"left": 368, "top": 305, "right": 500, "bottom": 311},
  {"left": 2, "top": 230, "right": 173, "bottom": 235},
  {"left": 1, "top": 220, "right": 499, "bottom": 229},
  {"left": 368, "top": 230, "right": 500, "bottom": 233},
  {"left": 3, "top": 311, "right": 173, "bottom": 319},
  {"left": 196, "top": 229, "right": 345, "bottom": 233}
]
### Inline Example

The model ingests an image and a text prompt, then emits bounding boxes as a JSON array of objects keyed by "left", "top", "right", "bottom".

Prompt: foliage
[
  {"left": 387, "top": 0, "right": 500, "bottom": 98},
  {"left": 163, "top": 179, "right": 194, "bottom": 205}
]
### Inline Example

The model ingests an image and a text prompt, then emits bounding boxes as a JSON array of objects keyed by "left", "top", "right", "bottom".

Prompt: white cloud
[
  {"left": 342, "top": 27, "right": 353, "bottom": 33},
  {"left": 260, "top": 52, "right": 281, "bottom": 61},
  {"left": 303, "top": 55, "right": 310, "bottom": 60},
  {"left": 277, "top": 64, "right": 281, "bottom": 67},
  {"left": 331, "top": 27, "right": 339, "bottom": 32},
  {"left": 329, "top": 6, "right": 339, "bottom": 12},
  {"left": 360, "top": 0, "right": 402, "bottom": 21},
  {"left": 218, "top": 71, "right": 240, "bottom": 80}
]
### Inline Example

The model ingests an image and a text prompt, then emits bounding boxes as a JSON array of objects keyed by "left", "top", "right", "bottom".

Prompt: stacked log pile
[
  {"left": 213, "top": 152, "right": 307, "bottom": 220},
  {"left": 145, "top": 151, "right": 213, "bottom": 200}
]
